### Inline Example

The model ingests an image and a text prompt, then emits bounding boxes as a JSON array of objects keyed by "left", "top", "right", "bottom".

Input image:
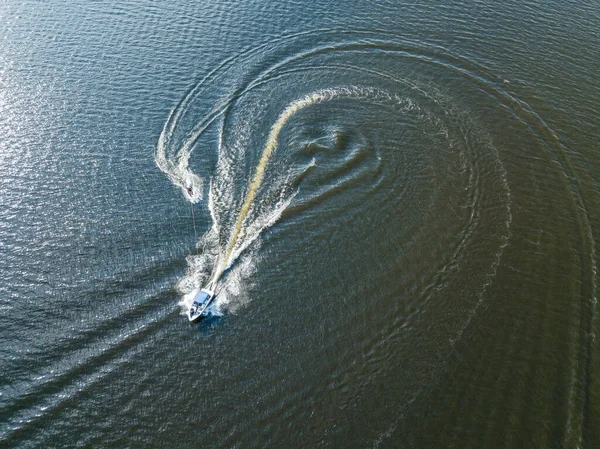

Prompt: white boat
[{"left": 188, "top": 288, "right": 216, "bottom": 322}]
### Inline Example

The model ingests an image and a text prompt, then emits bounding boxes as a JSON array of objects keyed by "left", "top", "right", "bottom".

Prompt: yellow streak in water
[{"left": 214, "top": 89, "right": 337, "bottom": 281}]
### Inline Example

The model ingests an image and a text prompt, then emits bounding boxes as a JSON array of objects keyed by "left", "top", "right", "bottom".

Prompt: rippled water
[{"left": 2, "top": 1, "right": 600, "bottom": 447}]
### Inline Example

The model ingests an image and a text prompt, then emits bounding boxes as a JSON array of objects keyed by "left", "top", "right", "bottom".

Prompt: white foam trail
[
  {"left": 158, "top": 84, "right": 406, "bottom": 313},
  {"left": 211, "top": 86, "right": 402, "bottom": 283}
]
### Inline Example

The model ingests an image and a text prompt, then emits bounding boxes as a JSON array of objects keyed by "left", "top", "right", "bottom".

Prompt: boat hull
[{"left": 187, "top": 288, "right": 215, "bottom": 322}]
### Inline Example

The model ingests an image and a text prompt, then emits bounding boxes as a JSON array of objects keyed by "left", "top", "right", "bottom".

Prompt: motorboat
[{"left": 188, "top": 288, "right": 215, "bottom": 322}]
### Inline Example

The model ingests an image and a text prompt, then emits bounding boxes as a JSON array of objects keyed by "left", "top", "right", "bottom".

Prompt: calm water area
[{"left": 1, "top": 1, "right": 600, "bottom": 447}]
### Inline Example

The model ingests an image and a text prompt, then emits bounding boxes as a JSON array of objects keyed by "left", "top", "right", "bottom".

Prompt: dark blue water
[{"left": 1, "top": 1, "right": 600, "bottom": 447}]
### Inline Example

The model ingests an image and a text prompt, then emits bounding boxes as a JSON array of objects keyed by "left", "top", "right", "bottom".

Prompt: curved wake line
[
  {"left": 154, "top": 35, "right": 518, "bottom": 339},
  {"left": 153, "top": 30, "right": 470, "bottom": 204},
  {"left": 154, "top": 33, "right": 493, "bottom": 206},
  {"left": 211, "top": 86, "right": 392, "bottom": 284}
]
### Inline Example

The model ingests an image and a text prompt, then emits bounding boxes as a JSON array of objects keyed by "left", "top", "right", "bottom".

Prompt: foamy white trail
[{"left": 156, "top": 85, "right": 405, "bottom": 312}]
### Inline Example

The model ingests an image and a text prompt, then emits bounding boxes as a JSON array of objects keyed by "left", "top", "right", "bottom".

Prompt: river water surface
[{"left": 1, "top": 1, "right": 600, "bottom": 447}]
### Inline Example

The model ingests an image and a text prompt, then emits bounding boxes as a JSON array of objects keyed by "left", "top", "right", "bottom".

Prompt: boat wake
[
  {"left": 157, "top": 82, "right": 420, "bottom": 315},
  {"left": 155, "top": 30, "right": 515, "bottom": 323}
]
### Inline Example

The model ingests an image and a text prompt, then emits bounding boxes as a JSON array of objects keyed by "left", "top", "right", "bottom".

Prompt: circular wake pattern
[
  {"left": 156, "top": 29, "right": 596, "bottom": 446},
  {"left": 156, "top": 30, "right": 513, "bottom": 325}
]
